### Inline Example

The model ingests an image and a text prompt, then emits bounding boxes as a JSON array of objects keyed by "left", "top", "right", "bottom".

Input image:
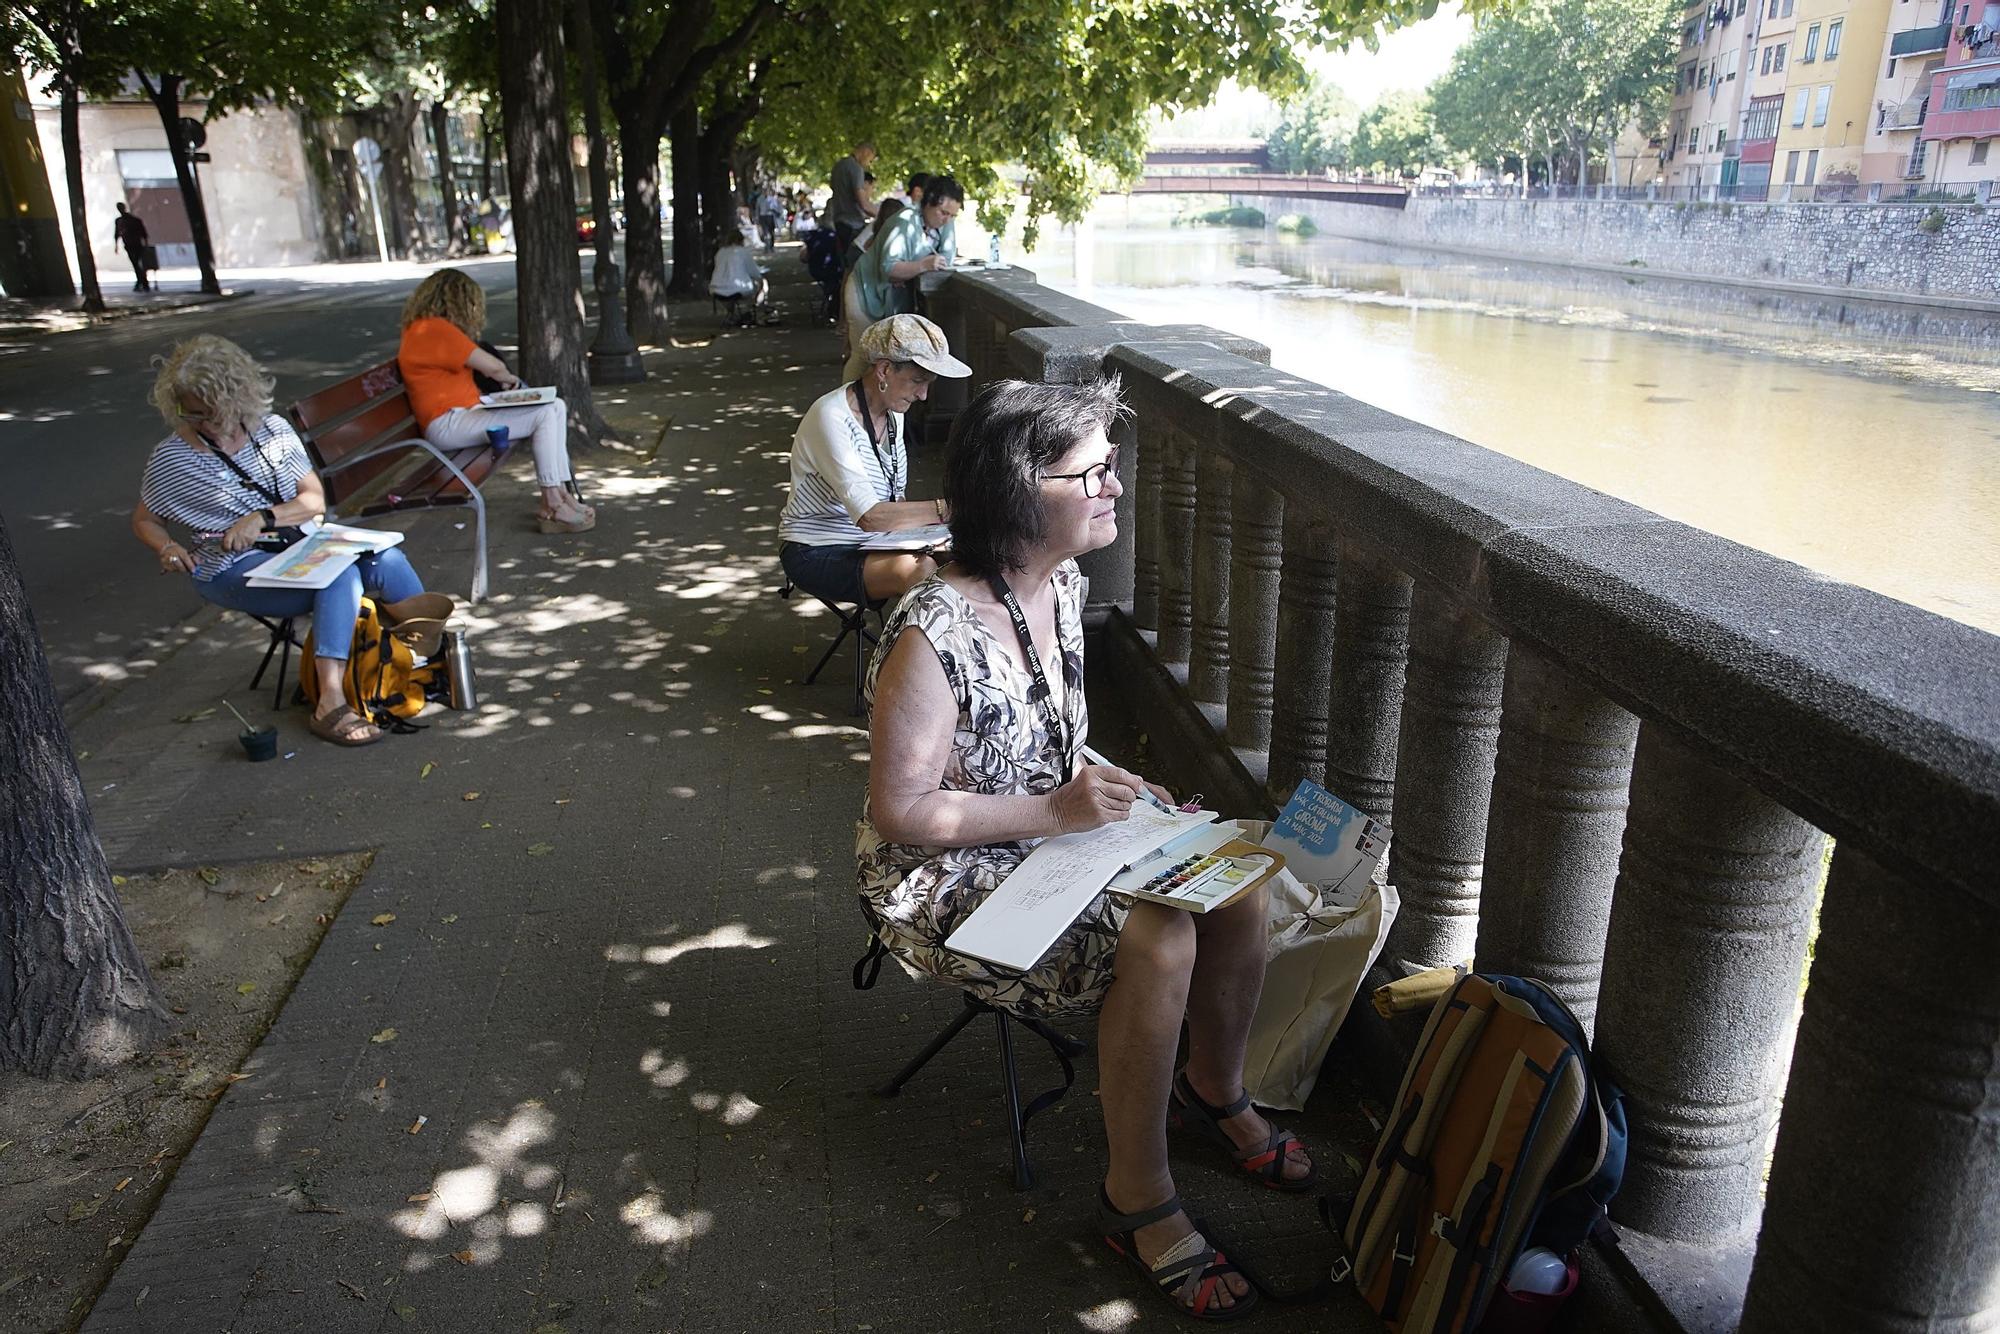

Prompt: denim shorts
[{"left": 780, "top": 541, "right": 868, "bottom": 605}]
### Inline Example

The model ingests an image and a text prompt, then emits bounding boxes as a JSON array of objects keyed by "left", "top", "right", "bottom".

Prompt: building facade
[
  {"left": 1915, "top": 0, "right": 2000, "bottom": 191},
  {"left": 1668, "top": 0, "right": 1768, "bottom": 191},
  {"left": 1770, "top": 0, "right": 1897, "bottom": 196},
  {"left": 1862, "top": 0, "right": 1956, "bottom": 187},
  {"left": 1739, "top": 0, "right": 1805, "bottom": 193}
]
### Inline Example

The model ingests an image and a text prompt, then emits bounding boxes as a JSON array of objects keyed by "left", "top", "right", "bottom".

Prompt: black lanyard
[
  {"left": 850, "top": 381, "right": 899, "bottom": 503},
  {"left": 986, "top": 573, "right": 1071, "bottom": 783},
  {"left": 203, "top": 425, "right": 283, "bottom": 508}
]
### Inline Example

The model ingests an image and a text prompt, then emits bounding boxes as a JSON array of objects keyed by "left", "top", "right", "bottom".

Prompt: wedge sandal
[
  {"left": 1169, "top": 1070, "right": 1316, "bottom": 1193},
  {"left": 1099, "top": 1190, "right": 1259, "bottom": 1322}
]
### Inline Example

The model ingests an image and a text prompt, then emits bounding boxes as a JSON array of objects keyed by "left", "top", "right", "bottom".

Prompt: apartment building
[
  {"left": 1770, "top": 0, "right": 1897, "bottom": 195},
  {"left": 1863, "top": 0, "right": 1957, "bottom": 187},
  {"left": 1915, "top": 1, "right": 2000, "bottom": 190},
  {"left": 1667, "top": 0, "right": 1766, "bottom": 190},
  {"left": 1740, "top": 0, "right": 1804, "bottom": 192}
]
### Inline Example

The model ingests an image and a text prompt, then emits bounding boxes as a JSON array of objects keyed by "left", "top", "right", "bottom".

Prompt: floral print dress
[{"left": 855, "top": 561, "right": 1127, "bottom": 1017}]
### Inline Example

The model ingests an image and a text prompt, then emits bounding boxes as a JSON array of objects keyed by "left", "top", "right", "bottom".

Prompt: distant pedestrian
[
  {"left": 113, "top": 203, "right": 151, "bottom": 292},
  {"left": 828, "top": 140, "right": 878, "bottom": 271}
]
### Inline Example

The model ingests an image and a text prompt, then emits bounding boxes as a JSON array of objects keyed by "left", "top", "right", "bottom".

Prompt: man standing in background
[
  {"left": 828, "top": 141, "right": 877, "bottom": 273},
  {"left": 113, "top": 202, "right": 151, "bottom": 292}
]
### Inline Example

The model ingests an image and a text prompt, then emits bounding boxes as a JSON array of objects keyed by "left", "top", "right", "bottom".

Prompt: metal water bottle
[{"left": 439, "top": 629, "right": 478, "bottom": 711}]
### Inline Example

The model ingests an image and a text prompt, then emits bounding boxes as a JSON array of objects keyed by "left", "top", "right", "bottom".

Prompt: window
[
  {"left": 1774, "top": 41, "right": 1788, "bottom": 70},
  {"left": 1802, "top": 22, "right": 1821, "bottom": 60},
  {"left": 1768, "top": 0, "right": 1778, "bottom": 16},
  {"left": 1727, "top": 49, "right": 1740, "bottom": 79},
  {"left": 1826, "top": 19, "right": 1843, "bottom": 58},
  {"left": 1941, "top": 71, "right": 2000, "bottom": 112},
  {"left": 1763, "top": 44, "right": 1775, "bottom": 73},
  {"left": 1804, "top": 148, "right": 1819, "bottom": 182},
  {"left": 1698, "top": 62, "right": 1709, "bottom": 86},
  {"left": 1714, "top": 127, "right": 1728, "bottom": 151},
  {"left": 1784, "top": 149, "right": 1801, "bottom": 181},
  {"left": 1689, "top": 125, "right": 1703, "bottom": 153},
  {"left": 1737, "top": 0, "right": 1748, "bottom": 15},
  {"left": 1888, "top": 58, "right": 1897, "bottom": 77},
  {"left": 1813, "top": 84, "right": 1833, "bottom": 124},
  {"left": 1745, "top": 98, "right": 1782, "bottom": 138},
  {"left": 1973, "top": 141, "right": 1991, "bottom": 164},
  {"left": 1782, "top": 0, "right": 1794, "bottom": 17},
  {"left": 1792, "top": 87, "right": 1810, "bottom": 125}
]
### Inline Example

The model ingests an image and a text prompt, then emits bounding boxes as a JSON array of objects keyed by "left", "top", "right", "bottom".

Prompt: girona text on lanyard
[
  {"left": 850, "top": 380, "right": 899, "bottom": 503},
  {"left": 986, "top": 572, "right": 1071, "bottom": 784}
]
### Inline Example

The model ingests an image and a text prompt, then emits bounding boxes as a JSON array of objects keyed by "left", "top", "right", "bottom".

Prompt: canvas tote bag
[{"left": 1234, "top": 819, "right": 1398, "bottom": 1112}]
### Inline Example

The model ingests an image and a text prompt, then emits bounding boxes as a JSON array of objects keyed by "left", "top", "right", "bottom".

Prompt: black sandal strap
[
  {"left": 1099, "top": 1188, "right": 1185, "bottom": 1234},
  {"left": 1175, "top": 1070, "right": 1253, "bottom": 1121}
]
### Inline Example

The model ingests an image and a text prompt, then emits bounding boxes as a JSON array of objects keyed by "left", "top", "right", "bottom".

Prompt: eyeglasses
[{"left": 1041, "top": 447, "right": 1119, "bottom": 499}]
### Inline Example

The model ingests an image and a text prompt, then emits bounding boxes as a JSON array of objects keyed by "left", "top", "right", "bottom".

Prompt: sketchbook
[
  {"left": 858, "top": 523, "right": 951, "bottom": 551},
  {"left": 944, "top": 807, "right": 1219, "bottom": 972},
  {"left": 1264, "top": 778, "right": 1391, "bottom": 910},
  {"left": 240, "top": 523, "right": 404, "bottom": 590},
  {"left": 477, "top": 385, "right": 558, "bottom": 408}
]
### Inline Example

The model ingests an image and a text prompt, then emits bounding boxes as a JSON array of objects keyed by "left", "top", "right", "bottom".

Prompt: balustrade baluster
[
  {"left": 1132, "top": 418, "right": 1165, "bottom": 631},
  {"left": 1594, "top": 728, "right": 1824, "bottom": 1242},
  {"left": 1225, "top": 474, "right": 1283, "bottom": 753},
  {"left": 1156, "top": 428, "right": 1196, "bottom": 666},
  {"left": 1380, "top": 588, "right": 1507, "bottom": 972},
  {"left": 1266, "top": 513, "right": 1339, "bottom": 806},
  {"left": 1323, "top": 546, "right": 1411, "bottom": 820},
  {"left": 1188, "top": 451, "right": 1233, "bottom": 705},
  {"left": 1740, "top": 846, "right": 2000, "bottom": 1334},
  {"left": 1473, "top": 648, "right": 1640, "bottom": 1031}
]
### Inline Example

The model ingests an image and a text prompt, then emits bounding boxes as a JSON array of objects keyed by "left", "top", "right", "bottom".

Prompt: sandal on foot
[
  {"left": 1100, "top": 1190, "right": 1259, "bottom": 1322},
  {"left": 309, "top": 704, "right": 382, "bottom": 747},
  {"left": 1170, "top": 1070, "right": 1317, "bottom": 1193},
  {"left": 537, "top": 502, "right": 596, "bottom": 534}
]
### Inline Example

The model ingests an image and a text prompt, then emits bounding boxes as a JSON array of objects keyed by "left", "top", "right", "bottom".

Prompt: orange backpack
[{"left": 301, "top": 596, "right": 440, "bottom": 728}]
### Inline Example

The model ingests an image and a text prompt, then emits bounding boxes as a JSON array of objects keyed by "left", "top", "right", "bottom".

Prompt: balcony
[
  {"left": 1891, "top": 21, "right": 1951, "bottom": 56},
  {"left": 1881, "top": 95, "right": 1930, "bottom": 129}
]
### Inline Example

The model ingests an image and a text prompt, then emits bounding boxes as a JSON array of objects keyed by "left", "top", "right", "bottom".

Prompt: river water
[{"left": 1019, "top": 222, "right": 2000, "bottom": 635}]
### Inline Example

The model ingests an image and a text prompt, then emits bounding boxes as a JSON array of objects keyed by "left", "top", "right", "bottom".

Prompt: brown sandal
[{"left": 309, "top": 705, "right": 382, "bottom": 747}]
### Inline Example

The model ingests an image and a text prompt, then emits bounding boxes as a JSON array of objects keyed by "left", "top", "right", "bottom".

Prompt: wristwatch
[{"left": 258, "top": 507, "right": 276, "bottom": 530}]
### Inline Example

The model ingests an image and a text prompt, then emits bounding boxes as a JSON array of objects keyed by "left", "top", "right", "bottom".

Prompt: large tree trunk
[
  {"left": 498, "top": 0, "right": 608, "bottom": 444},
  {"left": 430, "top": 100, "right": 463, "bottom": 254},
  {"left": 666, "top": 101, "right": 702, "bottom": 296},
  {"left": 570, "top": 0, "right": 642, "bottom": 382},
  {"left": 0, "top": 518, "right": 167, "bottom": 1077},
  {"left": 375, "top": 93, "right": 424, "bottom": 259},
  {"left": 136, "top": 72, "right": 221, "bottom": 295},
  {"left": 57, "top": 76, "right": 104, "bottom": 314},
  {"left": 479, "top": 120, "right": 494, "bottom": 201},
  {"left": 616, "top": 110, "right": 668, "bottom": 342}
]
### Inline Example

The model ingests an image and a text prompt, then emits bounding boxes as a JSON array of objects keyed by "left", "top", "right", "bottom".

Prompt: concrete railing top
[{"left": 937, "top": 269, "right": 2000, "bottom": 910}]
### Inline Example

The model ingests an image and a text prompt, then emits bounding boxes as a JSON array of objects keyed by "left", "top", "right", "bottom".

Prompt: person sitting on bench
[
  {"left": 778, "top": 315, "right": 969, "bottom": 606},
  {"left": 396, "top": 267, "right": 596, "bottom": 535},
  {"left": 857, "top": 378, "right": 1312, "bottom": 1321},
  {"left": 131, "top": 335, "right": 436, "bottom": 748}
]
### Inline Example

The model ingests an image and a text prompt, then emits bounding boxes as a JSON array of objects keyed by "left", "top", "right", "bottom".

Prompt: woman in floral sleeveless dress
[{"left": 857, "top": 378, "right": 1313, "bottom": 1321}]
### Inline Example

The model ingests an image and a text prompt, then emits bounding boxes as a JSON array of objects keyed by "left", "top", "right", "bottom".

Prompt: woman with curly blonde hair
[
  {"left": 397, "top": 267, "right": 595, "bottom": 533},
  {"left": 131, "top": 335, "right": 436, "bottom": 747}
]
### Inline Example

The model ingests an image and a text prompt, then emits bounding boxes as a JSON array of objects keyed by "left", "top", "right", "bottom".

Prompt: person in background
[
  {"left": 909, "top": 173, "right": 956, "bottom": 263},
  {"left": 828, "top": 140, "right": 878, "bottom": 269},
  {"left": 735, "top": 203, "right": 761, "bottom": 249},
  {"left": 131, "top": 335, "right": 438, "bottom": 747},
  {"left": 858, "top": 377, "right": 1310, "bottom": 1321},
  {"left": 710, "top": 225, "right": 770, "bottom": 320},
  {"left": 113, "top": 203, "right": 151, "bottom": 292},
  {"left": 757, "top": 186, "right": 785, "bottom": 251},
  {"left": 841, "top": 198, "right": 906, "bottom": 368},
  {"left": 396, "top": 268, "right": 596, "bottom": 534},
  {"left": 780, "top": 314, "right": 969, "bottom": 606},
  {"left": 903, "top": 172, "right": 932, "bottom": 213},
  {"left": 843, "top": 176, "right": 963, "bottom": 380}
]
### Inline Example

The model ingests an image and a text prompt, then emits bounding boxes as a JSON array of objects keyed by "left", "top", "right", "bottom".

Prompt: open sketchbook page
[{"left": 944, "top": 807, "right": 1217, "bottom": 972}]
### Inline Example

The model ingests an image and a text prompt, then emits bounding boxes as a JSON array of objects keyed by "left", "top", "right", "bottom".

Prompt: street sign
[
  {"left": 189, "top": 152, "right": 211, "bottom": 163},
  {"left": 353, "top": 136, "right": 382, "bottom": 181},
  {"left": 178, "top": 116, "right": 206, "bottom": 151}
]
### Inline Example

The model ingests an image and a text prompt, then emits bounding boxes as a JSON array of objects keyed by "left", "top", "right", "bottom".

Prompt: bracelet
[{"left": 258, "top": 507, "right": 276, "bottom": 530}]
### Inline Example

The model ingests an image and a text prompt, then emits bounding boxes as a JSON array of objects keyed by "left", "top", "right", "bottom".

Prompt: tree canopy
[
  {"left": 1352, "top": 88, "right": 1443, "bottom": 176},
  {"left": 1265, "top": 79, "right": 1359, "bottom": 174}
]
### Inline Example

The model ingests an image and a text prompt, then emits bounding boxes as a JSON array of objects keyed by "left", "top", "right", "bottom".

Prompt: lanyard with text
[
  {"left": 986, "top": 572, "right": 1071, "bottom": 783},
  {"left": 850, "top": 380, "right": 899, "bottom": 503}
]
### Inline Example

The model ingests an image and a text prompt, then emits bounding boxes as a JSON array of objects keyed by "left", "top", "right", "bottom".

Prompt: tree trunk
[
  {"left": 57, "top": 77, "right": 104, "bottom": 313},
  {"left": 375, "top": 93, "right": 424, "bottom": 259},
  {"left": 570, "top": 0, "right": 642, "bottom": 382},
  {"left": 498, "top": 0, "right": 608, "bottom": 444},
  {"left": 616, "top": 110, "right": 669, "bottom": 342},
  {"left": 0, "top": 517, "right": 167, "bottom": 1077},
  {"left": 430, "top": 100, "right": 463, "bottom": 254},
  {"left": 137, "top": 72, "right": 221, "bottom": 295},
  {"left": 480, "top": 120, "right": 494, "bottom": 201},
  {"left": 667, "top": 101, "right": 702, "bottom": 296}
]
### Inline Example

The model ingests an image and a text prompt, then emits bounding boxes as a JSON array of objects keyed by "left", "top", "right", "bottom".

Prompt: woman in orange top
[{"left": 396, "top": 268, "right": 596, "bottom": 533}]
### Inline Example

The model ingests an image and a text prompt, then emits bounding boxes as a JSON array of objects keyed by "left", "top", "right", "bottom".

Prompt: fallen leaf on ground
[
  {"left": 406, "top": 1192, "right": 431, "bottom": 1203},
  {"left": 526, "top": 842, "right": 554, "bottom": 856},
  {"left": 419, "top": 762, "right": 436, "bottom": 779},
  {"left": 393, "top": 1304, "right": 419, "bottom": 1323},
  {"left": 440, "top": 914, "right": 459, "bottom": 924},
  {"left": 236, "top": 982, "right": 257, "bottom": 995},
  {"left": 480, "top": 822, "right": 493, "bottom": 829},
  {"left": 376, "top": 1077, "right": 388, "bottom": 1089},
  {"left": 112, "top": 875, "right": 127, "bottom": 885},
  {"left": 371, "top": 913, "right": 397, "bottom": 926},
  {"left": 67, "top": 1198, "right": 103, "bottom": 1222},
  {"left": 370, "top": 1028, "right": 398, "bottom": 1044},
  {"left": 297, "top": 860, "right": 328, "bottom": 873},
  {"left": 197, "top": 867, "right": 220, "bottom": 886},
  {"left": 462, "top": 791, "right": 480, "bottom": 801},
  {"left": 1021, "top": 1208, "right": 1036, "bottom": 1224},
  {"left": 450, "top": 1250, "right": 475, "bottom": 1265}
]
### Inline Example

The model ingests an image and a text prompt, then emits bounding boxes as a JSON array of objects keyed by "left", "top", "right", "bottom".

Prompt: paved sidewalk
[{"left": 69, "top": 272, "right": 1382, "bottom": 1333}]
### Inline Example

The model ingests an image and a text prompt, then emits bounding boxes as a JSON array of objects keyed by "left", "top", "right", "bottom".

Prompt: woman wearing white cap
[{"left": 779, "top": 314, "right": 972, "bottom": 606}]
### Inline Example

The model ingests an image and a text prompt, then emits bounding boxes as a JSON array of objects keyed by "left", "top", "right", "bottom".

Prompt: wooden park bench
[{"left": 285, "top": 360, "right": 505, "bottom": 602}]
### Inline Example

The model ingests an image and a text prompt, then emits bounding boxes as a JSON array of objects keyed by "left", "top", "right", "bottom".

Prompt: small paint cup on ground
[{"left": 239, "top": 726, "right": 279, "bottom": 762}]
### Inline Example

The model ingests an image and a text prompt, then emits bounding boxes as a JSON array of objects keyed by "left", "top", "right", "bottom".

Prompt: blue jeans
[{"left": 198, "top": 548, "right": 424, "bottom": 662}]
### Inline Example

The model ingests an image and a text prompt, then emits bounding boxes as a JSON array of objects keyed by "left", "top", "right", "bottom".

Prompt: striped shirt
[
  {"left": 139, "top": 413, "right": 311, "bottom": 581},
  {"left": 779, "top": 384, "right": 906, "bottom": 547}
]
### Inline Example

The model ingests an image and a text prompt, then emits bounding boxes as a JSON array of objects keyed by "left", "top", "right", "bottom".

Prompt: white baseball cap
[{"left": 857, "top": 314, "right": 972, "bottom": 378}]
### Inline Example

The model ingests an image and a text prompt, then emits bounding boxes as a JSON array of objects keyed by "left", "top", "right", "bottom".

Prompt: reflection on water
[{"left": 1025, "top": 223, "right": 2000, "bottom": 635}]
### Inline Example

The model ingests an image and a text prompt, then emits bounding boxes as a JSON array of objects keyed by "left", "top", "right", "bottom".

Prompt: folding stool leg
[
  {"left": 274, "top": 627, "right": 294, "bottom": 709},
  {"left": 804, "top": 618, "right": 856, "bottom": 686},
  {"left": 875, "top": 994, "right": 985, "bottom": 1098},
  {"left": 994, "top": 1011, "right": 1036, "bottom": 1191}
]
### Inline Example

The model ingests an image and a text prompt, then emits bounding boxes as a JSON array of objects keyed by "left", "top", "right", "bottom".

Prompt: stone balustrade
[{"left": 924, "top": 267, "right": 2000, "bottom": 1334}]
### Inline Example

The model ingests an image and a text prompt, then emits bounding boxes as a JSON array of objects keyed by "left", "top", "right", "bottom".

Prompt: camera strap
[{"left": 986, "top": 572, "right": 1071, "bottom": 784}]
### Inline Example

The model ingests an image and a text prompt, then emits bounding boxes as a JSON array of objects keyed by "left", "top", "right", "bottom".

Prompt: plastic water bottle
[
  {"left": 1504, "top": 1247, "right": 1568, "bottom": 1295},
  {"left": 988, "top": 234, "right": 1004, "bottom": 268}
]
